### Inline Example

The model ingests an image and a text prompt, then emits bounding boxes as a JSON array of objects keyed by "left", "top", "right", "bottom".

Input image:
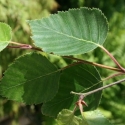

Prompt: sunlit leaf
[
  {"left": 57, "top": 109, "right": 84, "bottom": 125},
  {"left": 0, "top": 53, "right": 61, "bottom": 104},
  {"left": 56, "top": 109, "right": 113, "bottom": 125},
  {"left": 42, "top": 64, "right": 103, "bottom": 117},
  {"left": 0, "top": 22, "right": 12, "bottom": 52},
  {"left": 29, "top": 7, "right": 108, "bottom": 55},
  {"left": 83, "top": 110, "right": 113, "bottom": 125}
]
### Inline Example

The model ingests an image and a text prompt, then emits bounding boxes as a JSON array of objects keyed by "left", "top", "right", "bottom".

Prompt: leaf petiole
[
  {"left": 99, "top": 45, "right": 125, "bottom": 72},
  {"left": 63, "top": 56, "right": 123, "bottom": 72}
]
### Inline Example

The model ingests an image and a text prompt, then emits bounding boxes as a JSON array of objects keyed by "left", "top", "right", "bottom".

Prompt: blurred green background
[{"left": 0, "top": 0, "right": 125, "bottom": 125}]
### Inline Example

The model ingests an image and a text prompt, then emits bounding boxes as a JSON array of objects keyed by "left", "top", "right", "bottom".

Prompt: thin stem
[
  {"left": 9, "top": 41, "right": 32, "bottom": 49},
  {"left": 99, "top": 45, "right": 125, "bottom": 72},
  {"left": 71, "top": 78, "right": 125, "bottom": 97},
  {"left": 7, "top": 45, "right": 32, "bottom": 49},
  {"left": 63, "top": 56, "right": 123, "bottom": 72},
  {"left": 69, "top": 72, "right": 125, "bottom": 96},
  {"left": 8, "top": 41, "right": 43, "bottom": 51},
  {"left": 10, "top": 41, "right": 26, "bottom": 45},
  {"left": 60, "top": 61, "right": 82, "bottom": 71},
  {"left": 8, "top": 42, "right": 125, "bottom": 73},
  {"left": 7, "top": 46, "right": 20, "bottom": 49},
  {"left": 73, "top": 105, "right": 77, "bottom": 113},
  {"left": 102, "top": 72, "right": 125, "bottom": 81}
]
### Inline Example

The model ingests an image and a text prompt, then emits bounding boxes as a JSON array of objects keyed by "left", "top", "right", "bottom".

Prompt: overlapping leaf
[
  {"left": 56, "top": 109, "right": 113, "bottom": 125},
  {"left": 0, "top": 53, "right": 61, "bottom": 104},
  {"left": 42, "top": 64, "right": 103, "bottom": 117},
  {"left": 29, "top": 7, "right": 108, "bottom": 55},
  {"left": 0, "top": 22, "right": 12, "bottom": 52}
]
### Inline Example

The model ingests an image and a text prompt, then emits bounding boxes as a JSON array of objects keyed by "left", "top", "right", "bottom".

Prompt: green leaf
[
  {"left": 0, "top": 53, "right": 61, "bottom": 104},
  {"left": 57, "top": 109, "right": 84, "bottom": 125},
  {"left": 83, "top": 110, "right": 113, "bottom": 125},
  {"left": 28, "top": 7, "right": 108, "bottom": 55},
  {"left": 56, "top": 109, "right": 113, "bottom": 125},
  {"left": 0, "top": 22, "right": 12, "bottom": 52},
  {"left": 42, "top": 64, "right": 102, "bottom": 117}
]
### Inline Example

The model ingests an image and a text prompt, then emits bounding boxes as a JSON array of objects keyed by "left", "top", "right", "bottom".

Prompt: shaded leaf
[
  {"left": 0, "top": 22, "right": 12, "bottom": 52},
  {"left": 0, "top": 53, "right": 61, "bottom": 104},
  {"left": 42, "top": 64, "right": 103, "bottom": 117},
  {"left": 29, "top": 7, "right": 108, "bottom": 55}
]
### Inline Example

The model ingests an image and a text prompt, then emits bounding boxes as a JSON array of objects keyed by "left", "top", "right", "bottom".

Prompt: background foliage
[{"left": 0, "top": 0, "right": 125, "bottom": 125}]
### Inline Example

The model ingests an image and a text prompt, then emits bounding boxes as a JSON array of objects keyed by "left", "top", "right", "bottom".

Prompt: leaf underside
[
  {"left": 42, "top": 64, "right": 103, "bottom": 117},
  {"left": 0, "top": 53, "right": 61, "bottom": 104},
  {"left": 0, "top": 22, "right": 12, "bottom": 52},
  {"left": 29, "top": 7, "right": 108, "bottom": 55}
]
